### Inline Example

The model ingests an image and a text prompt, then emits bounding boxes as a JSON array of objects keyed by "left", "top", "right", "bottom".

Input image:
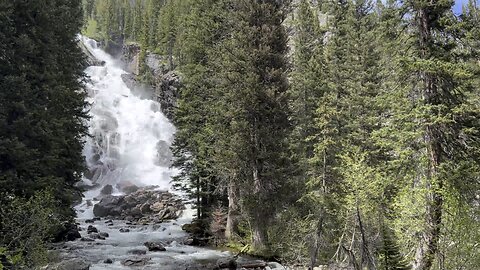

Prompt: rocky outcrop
[
  {"left": 122, "top": 43, "right": 141, "bottom": 75},
  {"left": 121, "top": 44, "right": 181, "bottom": 120},
  {"left": 78, "top": 40, "right": 104, "bottom": 67},
  {"left": 93, "top": 189, "right": 185, "bottom": 224}
]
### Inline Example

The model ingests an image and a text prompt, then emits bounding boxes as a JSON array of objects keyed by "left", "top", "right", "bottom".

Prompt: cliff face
[{"left": 121, "top": 43, "right": 181, "bottom": 121}]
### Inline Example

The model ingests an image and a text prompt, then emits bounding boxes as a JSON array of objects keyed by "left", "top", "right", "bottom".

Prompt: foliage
[
  {"left": 0, "top": 192, "right": 59, "bottom": 268},
  {"left": 86, "top": 0, "right": 480, "bottom": 268},
  {"left": 0, "top": 0, "right": 87, "bottom": 268}
]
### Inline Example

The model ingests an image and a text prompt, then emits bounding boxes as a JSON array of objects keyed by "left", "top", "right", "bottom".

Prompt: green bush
[{"left": 0, "top": 191, "right": 59, "bottom": 268}]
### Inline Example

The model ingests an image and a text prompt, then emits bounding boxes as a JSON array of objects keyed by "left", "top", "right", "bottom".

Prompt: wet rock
[
  {"left": 44, "top": 258, "right": 91, "bottom": 270},
  {"left": 85, "top": 219, "right": 94, "bottom": 223},
  {"left": 80, "top": 237, "right": 95, "bottom": 242},
  {"left": 182, "top": 221, "right": 204, "bottom": 235},
  {"left": 87, "top": 225, "right": 98, "bottom": 234},
  {"left": 93, "top": 195, "right": 125, "bottom": 217},
  {"left": 99, "top": 232, "right": 109, "bottom": 238},
  {"left": 119, "top": 228, "right": 130, "bottom": 233},
  {"left": 150, "top": 202, "right": 164, "bottom": 212},
  {"left": 100, "top": 184, "right": 113, "bottom": 195},
  {"left": 54, "top": 223, "right": 81, "bottom": 242},
  {"left": 104, "top": 259, "right": 113, "bottom": 264},
  {"left": 122, "top": 257, "right": 151, "bottom": 267},
  {"left": 183, "top": 238, "right": 194, "bottom": 246},
  {"left": 122, "top": 185, "right": 139, "bottom": 194},
  {"left": 128, "top": 249, "right": 147, "bottom": 255},
  {"left": 144, "top": 241, "right": 166, "bottom": 252},
  {"left": 90, "top": 233, "right": 106, "bottom": 240},
  {"left": 217, "top": 257, "right": 237, "bottom": 270},
  {"left": 268, "top": 262, "right": 286, "bottom": 269}
]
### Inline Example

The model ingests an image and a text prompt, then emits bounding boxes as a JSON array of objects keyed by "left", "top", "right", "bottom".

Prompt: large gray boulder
[{"left": 93, "top": 195, "right": 125, "bottom": 217}]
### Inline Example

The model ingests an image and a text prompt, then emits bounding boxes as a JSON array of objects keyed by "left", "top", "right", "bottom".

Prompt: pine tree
[
  {"left": 396, "top": 1, "right": 480, "bottom": 269},
  {"left": 214, "top": 0, "right": 293, "bottom": 252}
]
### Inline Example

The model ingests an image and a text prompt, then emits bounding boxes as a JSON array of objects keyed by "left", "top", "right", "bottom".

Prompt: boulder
[
  {"left": 122, "top": 257, "right": 151, "bottom": 267},
  {"left": 80, "top": 237, "right": 95, "bottom": 242},
  {"left": 54, "top": 223, "right": 81, "bottom": 242},
  {"left": 150, "top": 202, "right": 164, "bottom": 212},
  {"left": 119, "top": 228, "right": 130, "bottom": 233},
  {"left": 90, "top": 233, "right": 105, "bottom": 240},
  {"left": 87, "top": 225, "right": 98, "bottom": 234},
  {"left": 104, "top": 259, "right": 113, "bottom": 264},
  {"left": 217, "top": 257, "right": 237, "bottom": 270},
  {"left": 144, "top": 241, "right": 166, "bottom": 252},
  {"left": 268, "top": 262, "right": 286, "bottom": 269},
  {"left": 93, "top": 195, "right": 124, "bottom": 217},
  {"left": 122, "top": 185, "right": 139, "bottom": 195},
  {"left": 100, "top": 184, "right": 113, "bottom": 195}
]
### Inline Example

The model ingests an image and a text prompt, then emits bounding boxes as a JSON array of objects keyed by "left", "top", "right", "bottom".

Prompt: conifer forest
[{"left": 0, "top": 0, "right": 479, "bottom": 269}]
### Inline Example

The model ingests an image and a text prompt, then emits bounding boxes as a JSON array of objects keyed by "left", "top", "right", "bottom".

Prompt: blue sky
[{"left": 453, "top": 0, "right": 477, "bottom": 14}]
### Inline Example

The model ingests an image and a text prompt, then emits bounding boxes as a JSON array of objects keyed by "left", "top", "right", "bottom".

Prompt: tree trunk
[
  {"left": 225, "top": 178, "right": 240, "bottom": 240},
  {"left": 310, "top": 215, "right": 323, "bottom": 270},
  {"left": 251, "top": 212, "right": 268, "bottom": 251},
  {"left": 251, "top": 162, "right": 268, "bottom": 251},
  {"left": 412, "top": 7, "right": 443, "bottom": 270}
]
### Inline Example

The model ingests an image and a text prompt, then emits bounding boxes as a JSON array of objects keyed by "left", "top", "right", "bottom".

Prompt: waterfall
[{"left": 81, "top": 37, "right": 176, "bottom": 192}]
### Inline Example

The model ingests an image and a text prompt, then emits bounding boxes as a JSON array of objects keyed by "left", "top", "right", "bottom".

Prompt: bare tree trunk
[
  {"left": 356, "top": 206, "right": 375, "bottom": 270},
  {"left": 310, "top": 216, "right": 323, "bottom": 269},
  {"left": 412, "top": 7, "right": 443, "bottom": 270},
  {"left": 251, "top": 163, "right": 269, "bottom": 251},
  {"left": 225, "top": 178, "right": 241, "bottom": 241},
  {"left": 251, "top": 212, "right": 268, "bottom": 251}
]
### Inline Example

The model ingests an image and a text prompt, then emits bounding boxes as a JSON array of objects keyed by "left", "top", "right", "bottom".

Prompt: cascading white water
[{"left": 81, "top": 37, "right": 176, "bottom": 192}]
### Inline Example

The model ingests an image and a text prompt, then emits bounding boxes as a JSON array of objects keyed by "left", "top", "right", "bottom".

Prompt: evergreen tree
[
  {"left": 214, "top": 0, "right": 293, "bottom": 252},
  {"left": 0, "top": 0, "right": 88, "bottom": 267}
]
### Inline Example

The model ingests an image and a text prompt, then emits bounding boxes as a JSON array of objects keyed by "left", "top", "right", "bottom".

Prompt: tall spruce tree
[
  {"left": 397, "top": 1, "right": 480, "bottom": 269},
  {"left": 214, "top": 0, "right": 293, "bottom": 252}
]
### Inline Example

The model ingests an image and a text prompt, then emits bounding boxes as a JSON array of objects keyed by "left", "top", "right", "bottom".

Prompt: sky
[{"left": 453, "top": 0, "right": 477, "bottom": 14}]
